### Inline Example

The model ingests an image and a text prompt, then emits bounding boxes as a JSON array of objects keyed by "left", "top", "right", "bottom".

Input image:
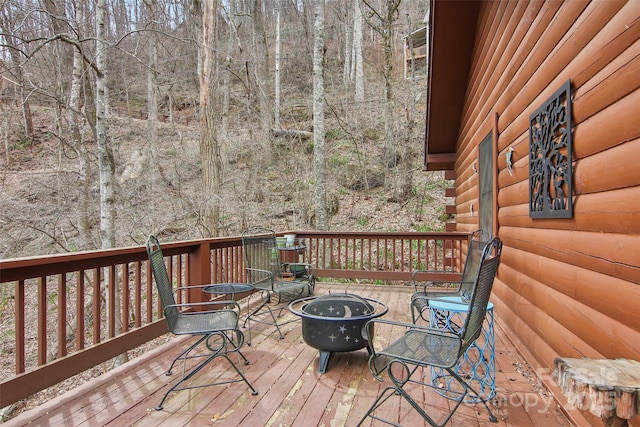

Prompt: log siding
[{"left": 442, "top": 1, "right": 640, "bottom": 424}]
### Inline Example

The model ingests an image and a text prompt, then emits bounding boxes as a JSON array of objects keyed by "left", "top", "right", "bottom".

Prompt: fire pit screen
[{"left": 289, "top": 293, "right": 388, "bottom": 373}]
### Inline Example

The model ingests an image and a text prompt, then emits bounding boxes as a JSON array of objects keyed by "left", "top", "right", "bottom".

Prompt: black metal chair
[
  {"left": 410, "top": 229, "right": 491, "bottom": 324},
  {"left": 241, "top": 227, "right": 315, "bottom": 345},
  {"left": 146, "top": 235, "right": 258, "bottom": 411},
  {"left": 357, "top": 237, "right": 502, "bottom": 427}
]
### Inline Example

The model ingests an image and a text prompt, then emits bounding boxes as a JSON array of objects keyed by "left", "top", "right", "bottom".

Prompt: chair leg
[
  {"left": 155, "top": 333, "right": 258, "bottom": 411},
  {"left": 356, "top": 385, "right": 403, "bottom": 427},
  {"left": 358, "top": 362, "right": 497, "bottom": 426},
  {"left": 165, "top": 335, "right": 208, "bottom": 376},
  {"left": 446, "top": 367, "right": 498, "bottom": 423},
  {"left": 243, "top": 301, "right": 285, "bottom": 345}
]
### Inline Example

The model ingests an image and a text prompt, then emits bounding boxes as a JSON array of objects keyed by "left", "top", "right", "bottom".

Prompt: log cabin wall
[{"left": 451, "top": 1, "right": 640, "bottom": 424}]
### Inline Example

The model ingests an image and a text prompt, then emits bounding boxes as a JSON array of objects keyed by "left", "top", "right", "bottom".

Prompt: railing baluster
[
  {"left": 121, "top": 263, "right": 130, "bottom": 333},
  {"left": 146, "top": 261, "right": 153, "bottom": 323},
  {"left": 58, "top": 273, "right": 67, "bottom": 358},
  {"left": 134, "top": 262, "right": 142, "bottom": 328},
  {"left": 108, "top": 265, "right": 116, "bottom": 339},
  {"left": 93, "top": 268, "right": 101, "bottom": 345},
  {"left": 177, "top": 255, "right": 184, "bottom": 297},
  {"left": 37, "top": 276, "right": 47, "bottom": 365},
  {"left": 76, "top": 271, "right": 85, "bottom": 351},
  {"left": 15, "top": 279, "right": 25, "bottom": 374}
]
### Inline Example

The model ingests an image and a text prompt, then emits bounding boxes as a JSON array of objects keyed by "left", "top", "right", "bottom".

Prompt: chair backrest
[
  {"left": 146, "top": 235, "right": 179, "bottom": 330},
  {"left": 242, "top": 227, "right": 281, "bottom": 287},
  {"left": 459, "top": 229, "right": 492, "bottom": 301},
  {"left": 458, "top": 236, "right": 502, "bottom": 354}
]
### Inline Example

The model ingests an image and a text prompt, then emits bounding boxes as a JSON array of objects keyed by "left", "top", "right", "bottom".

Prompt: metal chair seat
[
  {"left": 167, "top": 309, "right": 239, "bottom": 335},
  {"left": 380, "top": 328, "right": 462, "bottom": 368}
]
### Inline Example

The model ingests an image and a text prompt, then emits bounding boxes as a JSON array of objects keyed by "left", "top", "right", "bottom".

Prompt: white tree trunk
[
  {"left": 313, "top": 0, "right": 328, "bottom": 231},
  {"left": 68, "top": 6, "right": 91, "bottom": 249},
  {"left": 343, "top": 1, "right": 352, "bottom": 87},
  {"left": 275, "top": 3, "right": 281, "bottom": 128},
  {"left": 353, "top": 0, "right": 364, "bottom": 102},
  {"left": 96, "top": 0, "right": 115, "bottom": 249}
]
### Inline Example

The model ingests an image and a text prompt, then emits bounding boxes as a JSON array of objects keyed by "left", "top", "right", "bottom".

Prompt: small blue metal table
[{"left": 429, "top": 296, "right": 495, "bottom": 403}]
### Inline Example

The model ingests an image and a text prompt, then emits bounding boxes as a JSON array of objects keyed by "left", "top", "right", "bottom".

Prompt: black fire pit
[{"left": 288, "top": 293, "right": 388, "bottom": 373}]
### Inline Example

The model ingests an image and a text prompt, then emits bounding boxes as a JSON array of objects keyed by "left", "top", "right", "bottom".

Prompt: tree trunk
[
  {"left": 68, "top": 5, "right": 92, "bottom": 250},
  {"left": 96, "top": 0, "right": 116, "bottom": 249},
  {"left": 145, "top": 0, "right": 159, "bottom": 199},
  {"left": 222, "top": 11, "right": 233, "bottom": 133},
  {"left": 382, "top": 35, "right": 395, "bottom": 168},
  {"left": 313, "top": 0, "right": 328, "bottom": 231},
  {"left": 200, "top": 0, "right": 222, "bottom": 237},
  {"left": 251, "top": 0, "right": 272, "bottom": 132},
  {"left": 361, "top": 0, "right": 401, "bottom": 169},
  {"left": 96, "top": 0, "right": 127, "bottom": 367},
  {"left": 275, "top": 3, "right": 282, "bottom": 129},
  {"left": 343, "top": 2, "right": 352, "bottom": 87},
  {"left": 190, "top": 0, "right": 203, "bottom": 84},
  {"left": 0, "top": 17, "right": 34, "bottom": 142},
  {"left": 353, "top": 0, "right": 364, "bottom": 102}
]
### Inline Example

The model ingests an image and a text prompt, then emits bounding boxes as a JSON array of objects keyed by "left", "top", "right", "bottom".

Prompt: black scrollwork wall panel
[{"left": 529, "top": 80, "right": 573, "bottom": 219}]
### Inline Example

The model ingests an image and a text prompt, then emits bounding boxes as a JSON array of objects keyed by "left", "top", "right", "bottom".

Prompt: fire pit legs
[{"left": 318, "top": 351, "right": 331, "bottom": 374}]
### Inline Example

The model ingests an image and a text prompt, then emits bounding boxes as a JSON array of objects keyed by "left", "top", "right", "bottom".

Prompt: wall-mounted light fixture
[{"left": 506, "top": 147, "right": 515, "bottom": 176}]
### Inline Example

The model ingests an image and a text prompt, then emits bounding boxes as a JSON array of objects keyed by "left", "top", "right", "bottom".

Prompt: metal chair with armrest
[
  {"left": 357, "top": 237, "right": 502, "bottom": 427},
  {"left": 241, "top": 227, "right": 315, "bottom": 345},
  {"left": 410, "top": 229, "right": 491, "bottom": 324},
  {"left": 146, "top": 235, "right": 257, "bottom": 411}
]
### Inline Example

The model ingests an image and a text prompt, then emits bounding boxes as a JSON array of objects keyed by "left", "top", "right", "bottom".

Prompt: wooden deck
[{"left": 6, "top": 283, "right": 573, "bottom": 426}]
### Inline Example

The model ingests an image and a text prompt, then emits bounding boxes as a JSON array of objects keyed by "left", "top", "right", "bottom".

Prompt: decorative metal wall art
[{"left": 529, "top": 80, "right": 573, "bottom": 219}]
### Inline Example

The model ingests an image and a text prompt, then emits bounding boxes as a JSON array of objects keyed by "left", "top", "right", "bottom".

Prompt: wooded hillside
[{"left": 0, "top": 0, "right": 449, "bottom": 259}]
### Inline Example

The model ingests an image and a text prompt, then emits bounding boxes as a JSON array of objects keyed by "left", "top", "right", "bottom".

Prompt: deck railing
[{"left": 0, "top": 231, "right": 468, "bottom": 408}]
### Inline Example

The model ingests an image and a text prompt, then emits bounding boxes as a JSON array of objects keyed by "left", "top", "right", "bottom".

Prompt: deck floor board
[{"left": 5, "top": 283, "right": 573, "bottom": 427}]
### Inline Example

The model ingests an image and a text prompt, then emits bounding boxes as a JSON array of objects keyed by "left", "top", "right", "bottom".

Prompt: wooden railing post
[{"left": 188, "top": 241, "right": 211, "bottom": 304}]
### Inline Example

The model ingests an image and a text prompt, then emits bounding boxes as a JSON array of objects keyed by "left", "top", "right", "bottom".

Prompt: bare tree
[
  {"left": 362, "top": 0, "right": 401, "bottom": 169},
  {"left": 342, "top": 1, "right": 352, "bottom": 88},
  {"left": 144, "top": 0, "right": 160, "bottom": 209},
  {"left": 313, "top": 0, "right": 328, "bottom": 231},
  {"left": 96, "top": 0, "right": 116, "bottom": 248},
  {"left": 353, "top": 0, "right": 365, "bottom": 102},
  {"left": 144, "top": 0, "right": 159, "bottom": 150},
  {"left": 68, "top": 0, "right": 92, "bottom": 250},
  {"left": 199, "top": 0, "right": 223, "bottom": 236},
  {"left": 251, "top": 0, "right": 272, "bottom": 132},
  {"left": 0, "top": 5, "right": 34, "bottom": 142}
]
